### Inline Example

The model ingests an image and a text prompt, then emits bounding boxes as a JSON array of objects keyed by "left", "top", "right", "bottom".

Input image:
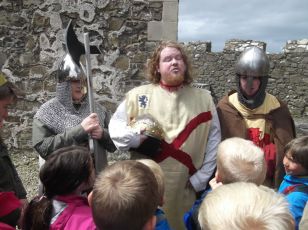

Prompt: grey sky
[{"left": 178, "top": 0, "right": 308, "bottom": 53}]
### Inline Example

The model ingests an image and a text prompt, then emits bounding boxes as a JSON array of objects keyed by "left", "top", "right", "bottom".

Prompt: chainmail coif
[{"left": 34, "top": 81, "right": 106, "bottom": 134}]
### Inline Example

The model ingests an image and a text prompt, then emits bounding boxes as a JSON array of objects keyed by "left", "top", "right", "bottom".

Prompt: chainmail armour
[
  {"left": 34, "top": 81, "right": 106, "bottom": 134},
  {"left": 236, "top": 75, "right": 268, "bottom": 110}
]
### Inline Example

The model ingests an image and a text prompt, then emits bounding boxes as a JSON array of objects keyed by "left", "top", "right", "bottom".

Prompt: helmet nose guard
[
  {"left": 235, "top": 46, "right": 270, "bottom": 77},
  {"left": 57, "top": 20, "right": 101, "bottom": 83}
]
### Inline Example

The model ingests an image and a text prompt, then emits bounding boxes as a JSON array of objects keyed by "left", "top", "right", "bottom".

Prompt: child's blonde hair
[
  {"left": 137, "top": 159, "right": 165, "bottom": 199},
  {"left": 198, "top": 182, "right": 294, "bottom": 230},
  {"left": 217, "top": 137, "right": 266, "bottom": 185}
]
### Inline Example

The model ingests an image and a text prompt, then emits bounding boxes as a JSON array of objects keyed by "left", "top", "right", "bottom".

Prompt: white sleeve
[
  {"left": 108, "top": 100, "right": 141, "bottom": 151},
  {"left": 189, "top": 106, "right": 221, "bottom": 192}
]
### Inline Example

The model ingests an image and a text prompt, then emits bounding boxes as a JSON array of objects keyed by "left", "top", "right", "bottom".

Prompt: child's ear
[
  {"left": 87, "top": 191, "right": 93, "bottom": 207},
  {"left": 143, "top": 215, "right": 156, "bottom": 230}
]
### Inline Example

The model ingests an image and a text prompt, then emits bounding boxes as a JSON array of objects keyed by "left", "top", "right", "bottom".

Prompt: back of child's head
[
  {"left": 198, "top": 182, "right": 294, "bottom": 230},
  {"left": 137, "top": 159, "right": 165, "bottom": 200},
  {"left": 40, "top": 145, "right": 94, "bottom": 197},
  {"left": 217, "top": 137, "right": 266, "bottom": 185},
  {"left": 91, "top": 160, "right": 159, "bottom": 230},
  {"left": 22, "top": 146, "right": 94, "bottom": 230},
  {"left": 284, "top": 136, "right": 308, "bottom": 170}
]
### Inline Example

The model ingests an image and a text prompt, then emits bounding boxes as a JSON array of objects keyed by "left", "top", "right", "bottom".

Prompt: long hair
[
  {"left": 146, "top": 41, "right": 193, "bottom": 84},
  {"left": 22, "top": 146, "right": 93, "bottom": 230},
  {"left": 40, "top": 146, "right": 93, "bottom": 198},
  {"left": 22, "top": 196, "right": 52, "bottom": 230}
]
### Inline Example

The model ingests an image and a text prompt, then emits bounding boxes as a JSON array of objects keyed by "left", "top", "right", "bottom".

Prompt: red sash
[{"left": 154, "top": 111, "right": 212, "bottom": 175}]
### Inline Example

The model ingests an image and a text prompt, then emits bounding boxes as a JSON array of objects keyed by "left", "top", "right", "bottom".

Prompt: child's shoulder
[{"left": 284, "top": 183, "right": 308, "bottom": 203}]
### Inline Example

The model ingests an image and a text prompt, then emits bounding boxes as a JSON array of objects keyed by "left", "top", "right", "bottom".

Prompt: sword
[{"left": 83, "top": 33, "right": 107, "bottom": 174}]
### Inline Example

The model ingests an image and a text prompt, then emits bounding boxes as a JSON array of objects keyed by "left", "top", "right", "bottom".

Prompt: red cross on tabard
[{"left": 154, "top": 111, "right": 212, "bottom": 176}]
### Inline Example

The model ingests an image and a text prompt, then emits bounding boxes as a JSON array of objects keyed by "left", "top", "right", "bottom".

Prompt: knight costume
[
  {"left": 109, "top": 83, "right": 221, "bottom": 230},
  {"left": 217, "top": 47, "right": 296, "bottom": 188},
  {"left": 32, "top": 20, "right": 115, "bottom": 164}
]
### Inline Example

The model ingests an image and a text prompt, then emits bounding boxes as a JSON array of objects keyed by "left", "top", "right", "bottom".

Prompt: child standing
[
  {"left": 199, "top": 182, "right": 294, "bottom": 230},
  {"left": 0, "top": 72, "right": 27, "bottom": 207},
  {"left": 278, "top": 136, "right": 308, "bottom": 230},
  {"left": 89, "top": 160, "right": 159, "bottom": 230},
  {"left": 184, "top": 137, "right": 267, "bottom": 230},
  {"left": 22, "top": 146, "right": 96, "bottom": 230},
  {"left": 138, "top": 159, "right": 172, "bottom": 230}
]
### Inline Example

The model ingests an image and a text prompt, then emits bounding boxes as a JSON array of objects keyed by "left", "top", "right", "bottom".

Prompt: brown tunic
[{"left": 217, "top": 91, "right": 296, "bottom": 188}]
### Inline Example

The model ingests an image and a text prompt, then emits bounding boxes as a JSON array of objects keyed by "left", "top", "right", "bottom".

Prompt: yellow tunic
[
  {"left": 229, "top": 92, "right": 280, "bottom": 141},
  {"left": 229, "top": 92, "right": 281, "bottom": 185}
]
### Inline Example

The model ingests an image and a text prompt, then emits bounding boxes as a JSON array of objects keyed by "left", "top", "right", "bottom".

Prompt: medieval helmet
[
  {"left": 235, "top": 46, "right": 270, "bottom": 109},
  {"left": 129, "top": 114, "right": 164, "bottom": 158},
  {"left": 57, "top": 20, "right": 101, "bottom": 83},
  {"left": 235, "top": 46, "right": 270, "bottom": 77},
  {"left": 130, "top": 114, "right": 164, "bottom": 140}
]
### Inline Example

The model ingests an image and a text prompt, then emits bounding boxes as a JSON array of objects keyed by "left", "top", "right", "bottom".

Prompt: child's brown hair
[{"left": 284, "top": 136, "right": 308, "bottom": 170}]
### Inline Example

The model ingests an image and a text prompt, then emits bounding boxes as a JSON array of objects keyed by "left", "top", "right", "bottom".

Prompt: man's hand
[
  {"left": 81, "top": 113, "right": 100, "bottom": 133},
  {"left": 91, "top": 125, "right": 103, "bottom": 139}
]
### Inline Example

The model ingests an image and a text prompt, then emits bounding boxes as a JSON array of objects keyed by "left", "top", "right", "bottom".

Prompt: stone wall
[
  {"left": 1, "top": 0, "right": 307, "bottom": 197},
  {"left": 186, "top": 39, "right": 308, "bottom": 122}
]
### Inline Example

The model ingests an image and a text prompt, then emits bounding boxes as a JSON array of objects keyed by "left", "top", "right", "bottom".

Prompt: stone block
[
  {"left": 112, "top": 55, "right": 130, "bottom": 71},
  {"left": 109, "top": 17, "right": 125, "bottom": 31},
  {"left": 147, "top": 21, "right": 163, "bottom": 41},
  {"left": 162, "top": 1, "right": 178, "bottom": 22},
  {"left": 162, "top": 22, "right": 177, "bottom": 41}
]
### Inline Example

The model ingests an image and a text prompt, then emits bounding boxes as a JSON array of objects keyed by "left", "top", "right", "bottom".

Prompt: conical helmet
[
  {"left": 235, "top": 46, "right": 269, "bottom": 77},
  {"left": 235, "top": 47, "right": 270, "bottom": 109}
]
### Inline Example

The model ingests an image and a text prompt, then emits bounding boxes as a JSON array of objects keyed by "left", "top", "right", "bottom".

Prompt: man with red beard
[
  {"left": 217, "top": 46, "right": 295, "bottom": 188},
  {"left": 109, "top": 41, "right": 221, "bottom": 230}
]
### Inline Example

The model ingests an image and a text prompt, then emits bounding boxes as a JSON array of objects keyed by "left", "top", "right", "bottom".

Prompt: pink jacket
[
  {"left": 0, "top": 222, "right": 16, "bottom": 230},
  {"left": 50, "top": 194, "right": 96, "bottom": 230}
]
